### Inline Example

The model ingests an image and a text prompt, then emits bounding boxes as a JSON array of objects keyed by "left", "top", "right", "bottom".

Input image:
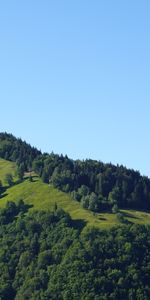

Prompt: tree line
[
  {"left": 0, "top": 132, "right": 41, "bottom": 171},
  {"left": 33, "top": 153, "right": 150, "bottom": 212}
]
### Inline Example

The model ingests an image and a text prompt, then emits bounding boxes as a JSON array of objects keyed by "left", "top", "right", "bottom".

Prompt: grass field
[
  {"left": 0, "top": 158, "right": 16, "bottom": 184},
  {"left": 0, "top": 158, "right": 150, "bottom": 228}
]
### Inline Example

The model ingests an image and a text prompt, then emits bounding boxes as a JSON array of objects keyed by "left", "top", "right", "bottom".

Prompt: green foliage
[
  {"left": 32, "top": 153, "right": 150, "bottom": 212},
  {"left": 108, "top": 187, "right": 121, "bottom": 205},
  {"left": 1, "top": 133, "right": 150, "bottom": 299},
  {"left": 16, "top": 164, "right": 25, "bottom": 181},
  {"left": 116, "top": 212, "right": 125, "bottom": 223},
  {"left": 0, "top": 179, "right": 2, "bottom": 188},
  {"left": 0, "top": 180, "right": 3, "bottom": 195},
  {"left": 0, "top": 202, "right": 150, "bottom": 299},
  {"left": 0, "top": 160, "right": 150, "bottom": 228},
  {"left": 0, "top": 132, "right": 41, "bottom": 171},
  {"left": 0, "top": 200, "right": 27, "bottom": 225},
  {"left": 1, "top": 132, "right": 150, "bottom": 212},
  {"left": 112, "top": 204, "right": 119, "bottom": 214},
  {"left": 88, "top": 192, "right": 98, "bottom": 211},
  {"left": 4, "top": 173, "right": 13, "bottom": 187}
]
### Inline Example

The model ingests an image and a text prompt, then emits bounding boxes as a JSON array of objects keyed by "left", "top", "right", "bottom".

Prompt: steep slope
[
  {"left": 1, "top": 205, "right": 150, "bottom": 299},
  {"left": 1, "top": 132, "right": 150, "bottom": 213},
  {"left": 0, "top": 176, "right": 118, "bottom": 228},
  {"left": 0, "top": 159, "right": 150, "bottom": 228}
]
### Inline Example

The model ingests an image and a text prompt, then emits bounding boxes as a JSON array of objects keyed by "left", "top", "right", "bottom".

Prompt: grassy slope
[
  {"left": 0, "top": 158, "right": 150, "bottom": 228},
  {"left": 0, "top": 158, "right": 16, "bottom": 184}
]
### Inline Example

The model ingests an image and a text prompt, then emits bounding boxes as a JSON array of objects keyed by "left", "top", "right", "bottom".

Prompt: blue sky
[{"left": 0, "top": 1, "right": 150, "bottom": 176}]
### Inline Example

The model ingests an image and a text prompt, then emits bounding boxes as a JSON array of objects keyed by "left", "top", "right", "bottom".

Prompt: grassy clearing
[
  {"left": 121, "top": 209, "right": 150, "bottom": 225},
  {"left": 0, "top": 177, "right": 150, "bottom": 228},
  {"left": 0, "top": 159, "right": 150, "bottom": 228},
  {"left": 0, "top": 158, "right": 16, "bottom": 184},
  {"left": 0, "top": 177, "right": 119, "bottom": 228}
]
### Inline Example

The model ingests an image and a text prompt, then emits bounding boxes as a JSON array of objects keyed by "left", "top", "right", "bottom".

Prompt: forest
[{"left": 0, "top": 201, "right": 150, "bottom": 300}]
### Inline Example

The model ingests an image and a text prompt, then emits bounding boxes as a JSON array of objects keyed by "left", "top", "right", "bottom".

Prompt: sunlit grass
[
  {"left": 0, "top": 159, "right": 150, "bottom": 228},
  {"left": 0, "top": 177, "right": 117, "bottom": 228},
  {"left": 121, "top": 209, "right": 150, "bottom": 225},
  {"left": 0, "top": 158, "right": 16, "bottom": 184}
]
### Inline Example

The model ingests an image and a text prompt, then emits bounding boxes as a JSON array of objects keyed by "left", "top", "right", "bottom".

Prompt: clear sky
[{"left": 0, "top": 1, "right": 150, "bottom": 176}]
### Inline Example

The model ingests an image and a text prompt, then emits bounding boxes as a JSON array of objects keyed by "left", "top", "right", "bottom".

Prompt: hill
[
  {"left": 1, "top": 132, "right": 150, "bottom": 214},
  {"left": 0, "top": 158, "right": 150, "bottom": 228},
  {"left": 1, "top": 135, "right": 150, "bottom": 299}
]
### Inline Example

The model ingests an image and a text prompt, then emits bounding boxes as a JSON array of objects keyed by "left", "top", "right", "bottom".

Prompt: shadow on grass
[
  {"left": 24, "top": 175, "right": 39, "bottom": 182},
  {"left": 0, "top": 192, "right": 8, "bottom": 199},
  {"left": 2, "top": 179, "right": 24, "bottom": 190},
  {"left": 3, "top": 176, "right": 39, "bottom": 190},
  {"left": 122, "top": 211, "right": 139, "bottom": 219},
  {"left": 99, "top": 217, "right": 107, "bottom": 221}
]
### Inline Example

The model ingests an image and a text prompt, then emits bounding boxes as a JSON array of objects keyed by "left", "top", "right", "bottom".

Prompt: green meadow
[
  {"left": 0, "top": 158, "right": 16, "bottom": 184},
  {"left": 0, "top": 158, "right": 150, "bottom": 228}
]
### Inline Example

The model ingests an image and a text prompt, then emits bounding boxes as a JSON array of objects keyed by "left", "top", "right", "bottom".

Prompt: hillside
[
  {"left": 1, "top": 136, "right": 150, "bottom": 299},
  {"left": 0, "top": 203, "right": 150, "bottom": 299},
  {"left": 1, "top": 132, "right": 150, "bottom": 215},
  {"left": 0, "top": 158, "right": 150, "bottom": 228}
]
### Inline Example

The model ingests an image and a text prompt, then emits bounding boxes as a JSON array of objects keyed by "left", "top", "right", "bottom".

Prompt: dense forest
[
  {"left": 1, "top": 132, "right": 150, "bottom": 212},
  {"left": 0, "top": 201, "right": 150, "bottom": 300}
]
